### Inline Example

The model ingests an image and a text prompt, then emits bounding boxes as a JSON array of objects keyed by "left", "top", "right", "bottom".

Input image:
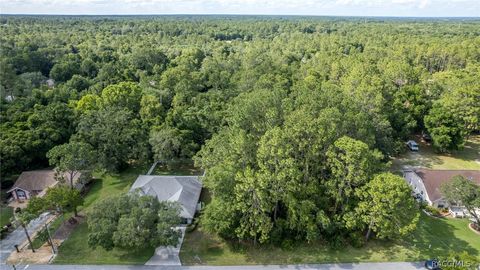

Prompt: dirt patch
[
  {"left": 53, "top": 215, "right": 85, "bottom": 242},
  {"left": 7, "top": 242, "right": 55, "bottom": 264}
]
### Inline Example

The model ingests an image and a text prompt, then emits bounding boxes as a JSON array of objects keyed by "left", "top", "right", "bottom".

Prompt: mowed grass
[
  {"left": 0, "top": 206, "right": 14, "bottom": 227},
  {"left": 391, "top": 135, "right": 480, "bottom": 171},
  {"left": 53, "top": 163, "right": 154, "bottom": 265},
  {"left": 180, "top": 213, "right": 480, "bottom": 265},
  {"left": 53, "top": 220, "right": 154, "bottom": 264}
]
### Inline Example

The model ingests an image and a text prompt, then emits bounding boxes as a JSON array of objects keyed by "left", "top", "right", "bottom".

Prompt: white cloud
[{"left": 1, "top": 0, "right": 478, "bottom": 16}]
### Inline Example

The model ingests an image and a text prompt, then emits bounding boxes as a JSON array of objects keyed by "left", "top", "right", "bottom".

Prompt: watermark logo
[
  {"left": 425, "top": 259, "right": 439, "bottom": 270},
  {"left": 425, "top": 258, "right": 478, "bottom": 269}
]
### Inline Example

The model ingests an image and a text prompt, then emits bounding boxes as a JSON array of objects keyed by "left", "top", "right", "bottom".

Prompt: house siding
[{"left": 403, "top": 170, "right": 431, "bottom": 204}]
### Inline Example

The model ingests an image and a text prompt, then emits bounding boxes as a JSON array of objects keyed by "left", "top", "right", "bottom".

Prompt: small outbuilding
[{"left": 130, "top": 175, "right": 202, "bottom": 224}]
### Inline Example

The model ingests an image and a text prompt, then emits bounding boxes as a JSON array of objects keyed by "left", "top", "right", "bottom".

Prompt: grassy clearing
[
  {"left": 391, "top": 135, "right": 480, "bottom": 171},
  {"left": 53, "top": 163, "right": 154, "bottom": 265},
  {"left": 180, "top": 213, "right": 480, "bottom": 265},
  {"left": 0, "top": 206, "right": 14, "bottom": 227}
]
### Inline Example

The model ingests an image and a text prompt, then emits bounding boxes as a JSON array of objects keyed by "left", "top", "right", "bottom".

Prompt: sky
[{"left": 1, "top": 0, "right": 479, "bottom": 17}]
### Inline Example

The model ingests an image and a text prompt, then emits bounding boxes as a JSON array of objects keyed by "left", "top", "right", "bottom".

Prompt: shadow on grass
[
  {"left": 181, "top": 212, "right": 479, "bottom": 265},
  {"left": 454, "top": 138, "right": 480, "bottom": 163},
  {"left": 406, "top": 213, "right": 478, "bottom": 259}
]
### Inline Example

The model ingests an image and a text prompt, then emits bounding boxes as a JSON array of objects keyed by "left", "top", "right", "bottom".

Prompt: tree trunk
[
  {"left": 74, "top": 206, "right": 78, "bottom": 217},
  {"left": 467, "top": 207, "right": 480, "bottom": 227},
  {"left": 365, "top": 220, "right": 374, "bottom": 242},
  {"left": 22, "top": 224, "right": 35, "bottom": 253},
  {"left": 273, "top": 201, "right": 278, "bottom": 222},
  {"left": 69, "top": 171, "right": 74, "bottom": 189},
  {"left": 334, "top": 187, "right": 343, "bottom": 213},
  {"left": 45, "top": 224, "right": 56, "bottom": 254}
]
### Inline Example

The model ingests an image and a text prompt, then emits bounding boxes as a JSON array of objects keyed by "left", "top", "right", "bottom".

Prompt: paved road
[
  {"left": 0, "top": 212, "right": 52, "bottom": 264},
  {"left": 7, "top": 262, "right": 425, "bottom": 270}
]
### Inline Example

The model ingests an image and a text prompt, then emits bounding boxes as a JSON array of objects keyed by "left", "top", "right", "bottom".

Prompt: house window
[{"left": 16, "top": 190, "right": 26, "bottom": 199}]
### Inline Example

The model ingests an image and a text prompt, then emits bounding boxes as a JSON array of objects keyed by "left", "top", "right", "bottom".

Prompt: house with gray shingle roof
[
  {"left": 130, "top": 175, "right": 202, "bottom": 224},
  {"left": 7, "top": 170, "right": 82, "bottom": 201}
]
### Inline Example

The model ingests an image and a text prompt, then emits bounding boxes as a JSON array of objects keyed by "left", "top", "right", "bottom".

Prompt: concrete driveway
[
  {"left": 145, "top": 227, "right": 186, "bottom": 266},
  {"left": 0, "top": 212, "right": 52, "bottom": 264}
]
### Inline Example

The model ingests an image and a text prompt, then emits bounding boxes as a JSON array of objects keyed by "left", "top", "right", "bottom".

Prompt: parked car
[
  {"left": 422, "top": 131, "right": 432, "bottom": 142},
  {"left": 406, "top": 140, "right": 419, "bottom": 151}
]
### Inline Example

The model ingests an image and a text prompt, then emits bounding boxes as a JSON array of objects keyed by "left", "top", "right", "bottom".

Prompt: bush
[
  {"left": 79, "top": 171, "right": 93, "bottom": 186},
  {"left": 0, "top": 227, "right": 8, "bottom": 239},
  {"left": 186, "top": 218, "right": 199, "bottom": 233},
  {"left": 269, "top": 221, "right": 287, "bottom": 246},
  {"left": 31, "top": 227, "right": 52, "bottom": 249},
  {"left": 280, "top": 239, "right": 295, "bottom": 251},
  {"left": 419, "top": 201, "right": 428, "bottom": 209},
  {"left": 328, "top": 235, "right": 347, "bottom": 249},
  {"left": 425, "top": 205, "right": 441, "bottom": 216},
  {"left": 349, "top": 232, "right": 366, "bottom": 248}
]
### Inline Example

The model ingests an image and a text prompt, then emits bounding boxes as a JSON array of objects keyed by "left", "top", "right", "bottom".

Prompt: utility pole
[
  {"left": 44, "top": 223, "right": 56, "bottom": 254},
  {"left": 21, "top": 224, "right": 35, "bottom": 253}
]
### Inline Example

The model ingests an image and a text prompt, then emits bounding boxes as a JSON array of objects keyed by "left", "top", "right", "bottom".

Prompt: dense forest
[{"left": 1, "top": 15, "right": 479, "bottom": 245}]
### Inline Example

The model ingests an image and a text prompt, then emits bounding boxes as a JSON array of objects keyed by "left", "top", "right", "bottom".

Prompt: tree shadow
[
  {"left": 453, "top": 138, "right": 480, "bottom": 163},
  {"left": 188, "top": 212, "right": 479, "bottom": 265},
  {"left": 406, "top": 213, "right": 478, "bottom": 259}
]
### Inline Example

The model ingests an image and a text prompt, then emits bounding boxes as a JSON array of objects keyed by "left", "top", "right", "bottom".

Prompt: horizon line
[{"left": 1, "top": 13, "right": 479, "bottom": 18}]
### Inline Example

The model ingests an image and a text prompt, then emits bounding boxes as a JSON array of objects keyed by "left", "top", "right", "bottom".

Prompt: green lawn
[
  {"left": 54, "top": 163, "right": 155, "bottom": 265},
  {"left": 180, "top": 213, "right": 480, "bottom": 265},
  {"left": 391, "top": 135, "right": 480, "bottom": 171},
  {"left": 0, "top": 206, "right": 14, "bottom": 228},
  {"left": 53, "top": 221, "right": 154, "bottom": 264},
  {"left": 54, "top": 161, "right": 202, "bottom": 264}
]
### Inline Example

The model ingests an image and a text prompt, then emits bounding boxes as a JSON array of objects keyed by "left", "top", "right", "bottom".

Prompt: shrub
[
  {"left": 328, "top": 235, "right": 347, "bottom": 249},
  {"left": 425, "top": 205, "right": 441, "bottom": 216},
  {"left": 36, "top": 228, "right": 50, "bottom": 244},
  {"left": 349, "top": 232, "right": 366, "bottom": 248},
  {"left": 280, "top": 239, "right": 295, "bottom": 250},
  {"left": 186, "top": 218, "right": 199, "bottom": 233}
]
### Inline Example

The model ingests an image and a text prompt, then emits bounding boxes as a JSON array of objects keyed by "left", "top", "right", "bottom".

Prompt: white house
[
  {"left": 130, "top": 175, "right": 202, "bottom": 224},
  {"left": 403, "top": 169, "right": 480, "bottom": 217}
]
